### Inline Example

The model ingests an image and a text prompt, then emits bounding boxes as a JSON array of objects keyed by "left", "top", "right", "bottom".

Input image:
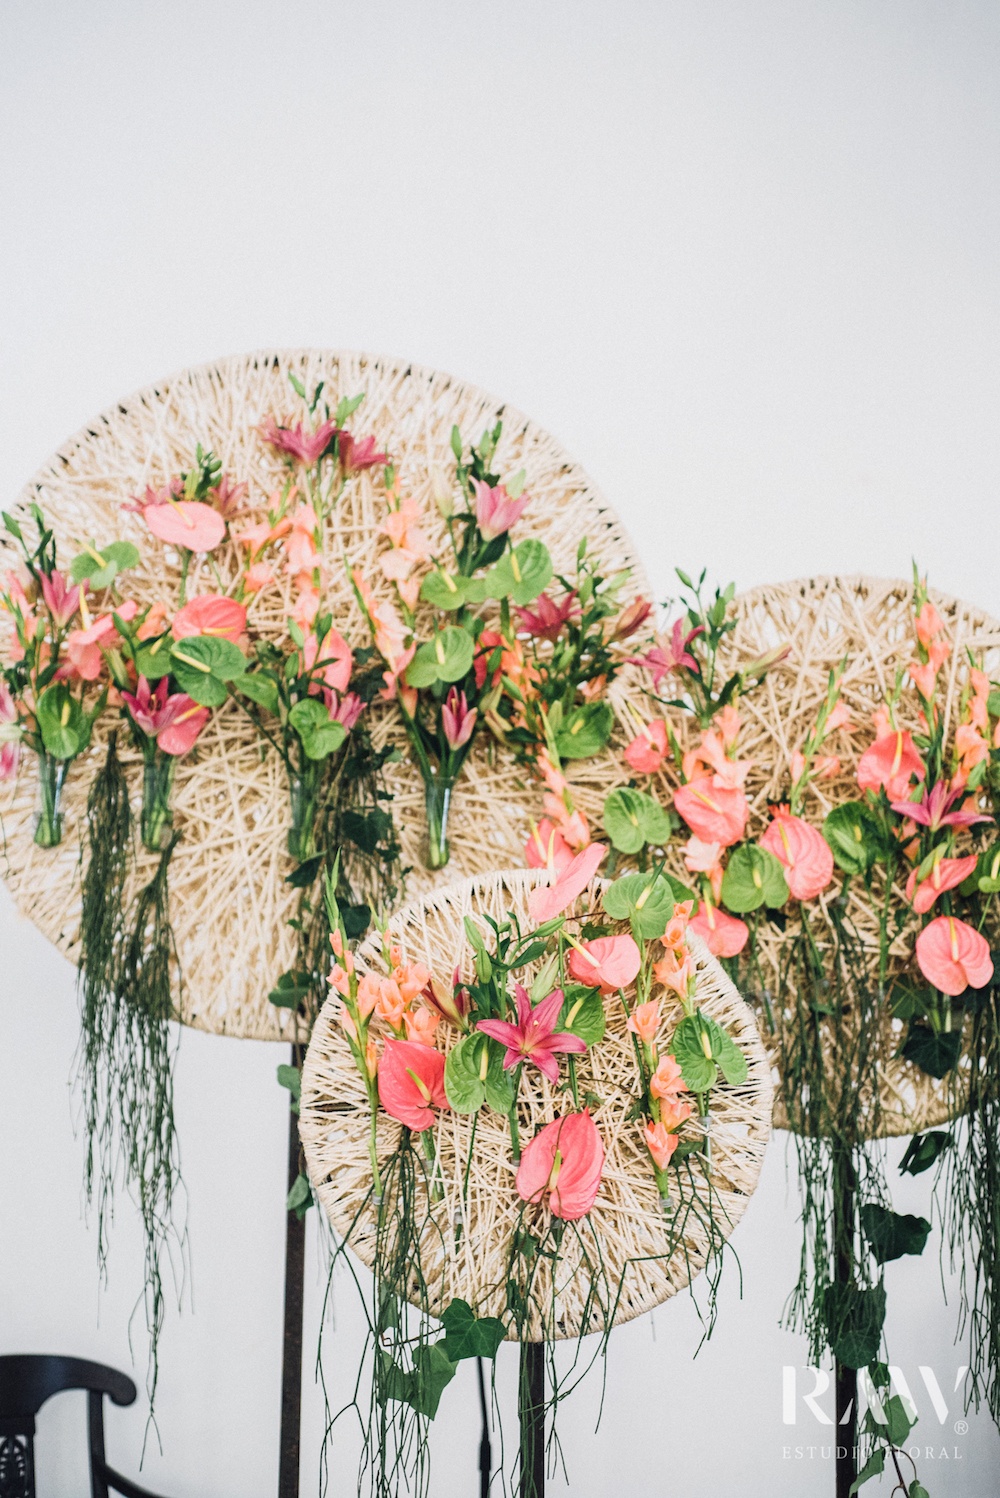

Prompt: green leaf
[
  {"left": 884, "top": 1393, "right": 916, "bottom": 1446},
  {"left": 419, "top": 569, "right": 469, "bottom": 611},
  {"left": 2, "top": 510, "right": 23, "bottom": 541},
  {"left": 909, "top": 1483, "right": 930, "bottom": 1498},
  {"left": 440, "top": 1298, "right": 507, "bottom": 1361},
  {"left": 901, "top": 1024, "right": 962, "bottom": 1080},
  {"left": 406, "top": 626, "right": 474, "bottom": 688},
  {"left": 288, "top": 697, "right": 347, "bottom": 760},
  {"left": 603, "top": 787, "right": 672, "bottom": 853},
  {"left": 848, "top": 1449, "right": 884, "bottom": 1494},
  {"left": 558, "top": 985, "right": 606, "bottom": 1045},
  {"left": 444, "top": 1034, "right": 514, "bottom": 1114},
  {"left": 899, "top": 1130, "right": 952, "bottom": 1177},
  {"left": 170, "top": 634, "right": 246, "bottom": 706},
  {"left": 35, "top": 685, "right": 86, "bottom": 759},
  {"left": 277, "top": 1063, "right": 301, "bottom": 1100},
  {"left": 603, "top": 869, "right": 674, "bottom": 939},
  {"left": 824, "top": 1282, "right": 886, "bottom": 1369},
  {"left": 133, "top": 637, "right": 174, "bottom": 680},
  {"left": 554, "top": 702, "right": 614, "bottom": 761},
  {"left": 233, "top": 671, "right": 279, "bottom": 713},
  {"left": 670, "top": 1010, "right": 748, "bottom": 1091},
  {"left": 286, "top": 853, "right": 326, "bottom": 888},
  {"left": 380, "top": 1342, "right": 457, "bottom": 1420},
  {"left": 721, "top": 844, "right": 789, "bottom": 913},
  {"left": 484, "top": 538, "right": 553, "bottom": 606},
  {"left": 860, "top": 1204, "right": 931, "bottom": 1263},
  {"left": 268, "top": 970, "right": 312, "bottom": 1008},
  {"left": 824, "top": 802, "right": 882, "bottom": 876},
  {"left": 888, "top": 978, "right": 931, "bottom": 1021},
  {"left": 286, "top": 1173, "right": 312, "bottom": 1219},
  {"left": 69, "top": 539, "right": 140, "bottom": 589}
]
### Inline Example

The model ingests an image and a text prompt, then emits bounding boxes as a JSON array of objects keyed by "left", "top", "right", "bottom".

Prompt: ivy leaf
[
  {"left": 484, "top": 538, "right": 553, "bottom": 606},
  {"left": 35, "top": 685, "right": 87, "bottom": 759},
  {"left": 276, "top": 1063, "right": 301, "bottom": 1100},
  {"left": 286, "top": 1172, "right": 312, "bottom": 1220},
  {"left": 380, "top": 1341, "right": 457, "bottom": 1420},
  {"left": 848, "top": 1449, "right": 885, "bottom": 1494},
  {"left": 268, "top": 970, "right": 312, "bottom": 1008},
  {"left": 883, "top": 1393, "right": 916, "bottom": 1446},
  {"left": 899, "top": 1130, "right": 952, "bottom": 1177},
  {"left": 286, "top": 852, "right": 326, "bottom": 888},
  {"left": 901, "top": 1024, "right": 962, "bottom": 1080},
  {"left": 406, "top": 627, "right": 474, "bottom": 688},
  {"left": 603, "top": 869, "right": 674, "bottom": 939},
  {"left": 721, "top": 844, "right": 789, "bottom": 913},
  {"left": 860, "top": 1204, "right": 931, "bottom": 1263},
  {"left": 670, "top": 1010, "right": 748, "bottom": 1091},
  {"left": 554, "top": 702, "right": 614, "bottom": 761},
  {"left": 824, "top": 1282, "right": 886, "bottom": 1369},
  {"left": 603, "top": 787, "right": 672, "bottom": 854},
  {"left": 419, "top": 570, "right": 470, "bottom": 612},
  {"left": 233, "top": 671, "right": 280, "bottom": 713},
  {"left": 558, "top": 985, "right": 606, "bottom": 1046},
  {"left": 341, "top": 807, "right": 394, "bottom": 854},
  {"left": 440, "top": 1298, "right": 506, "bottom": 1361},
  {"left": 69, "top": 539, "right": 140, "bottom": 589},
  {"left": 824, "top": 802, "right": 883, "bottom": 876},
  {"left": 444, "top": 1034, "right": 514, "bottom": 1114},
  {"left": 170, "top": 634, "right": 247, "bottom": 707}
]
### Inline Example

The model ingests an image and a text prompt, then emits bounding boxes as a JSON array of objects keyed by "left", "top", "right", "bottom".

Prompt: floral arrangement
[{"left": 608, "top": 567, "right": 1000, "bottom": 1492}]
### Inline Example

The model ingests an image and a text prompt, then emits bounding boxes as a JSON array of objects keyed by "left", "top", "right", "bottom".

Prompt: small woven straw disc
[
  {"left": 299, "top": 869, "right": 772, "bottom": 1340},
  {"left": 605, "top": 577, "right": 1000, "bottom": 1138},
  {"left": 0, "top": 350, "right": 645, "bottom": 1039}
]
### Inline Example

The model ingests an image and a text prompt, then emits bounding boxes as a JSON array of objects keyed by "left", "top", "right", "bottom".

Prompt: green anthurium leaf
[
  {"left": 721, "top": 844, "right": 789, "bottom": 913},
  {"left": 419, "top": 569, "right": 469, "bottom": 611},
  {"left": 288, "top": 698, "right": 328, "bottom": 733},
  {"left": 558, "top": 985, "right": 606, "bottom": 1045},
  {"left": 901, "top": 1024, "right": 962, "bottom": 1080},
  {"left": 824, "top": 1282, "right": 886, "bottom": 1370},
  {"left": 35, "top": 685, "right": 85, "bottom": 759},
  {"left": 899, "top": 1130, "right": 952, "bottom": 1176},
  {"left": 484, "top": 538, "right": 553, "bottom": 606},
  {"left": 444, "top": 1034, "right": 513, "bottom": 1113},
  {"left": 69, "top": 539, "right": 140, "bottom": 589},
  {"left": 133, "top": 636, "right": 174, "bottom": 680},
  {"left": 602, "top": 869, "right": 674, "bottom": 939},
  {"left": 975, "top": 844, "right": 1000, "bottom": 894},
  {"left": 554, "top": 702, "right": 614, "bottom": 760},
  {"left": 860, "top": 1204, "right": 931, "bottom": 1263},
  {"left": 440, "top": 1299, "right": 507, "bottom": 1362},
  {"left": 823, "top": 801, "right": 882, "bottom": 875},
  {"left": 233, "top": 671, "right": 279, "bottom": 713},
  {"left": 603, "top": 787, "right": 672, "bottom": 853},
  {"left": 848, "top": 1449, "right": 885, "bottom": 1494},
  {"left": 379, "top": 1342, "right": 457, "bottom": 1420},
  {"left": 170, "top": 634, "right": 246, "bottom": 705},
  {"left": 406, "top": 626, "right": 474, "bottom": 688},
  {"left": 301, "top": 721, "right": 348, "bottom": 760},
  {"left": 670, "top": 1010, "right": 749, "bottom": 1092}
]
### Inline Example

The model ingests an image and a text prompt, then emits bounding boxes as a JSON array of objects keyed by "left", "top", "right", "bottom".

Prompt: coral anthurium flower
[
  {"left": 172, "top": 594, "right": 247, "bottom": 643},
  {"left": 377, "top": 1039, "right": 448, "bottom": 1132},
  {"left": 674, "top": 776, "right": 748, "bottom": 848},
  {"left": 515, "top": 1111, "right": 604, "bottom": 1220},
  {"left": 524, "top": 819, "right": 575, "bottom": 875},
  {"left": 643, "top": 1120, "right": 679, "bottom": 1172},
  {"left": 905, "top": 853, "right": 979, "bottom": 915},
  {"left": 624, "top": 720, "right": 668, "bottom": 774},
  {"left": 857, "top": 730, "right": 926, "bottom": 802},
  {"left": 689, "top": 900, "right": 749, "bottom": 958},
  {"left": 915, "top": 915, "right": 994, "bottom": 996},
  {"left": 527, "top": 841, "right": 606, "bottom": 923},
  {"left": 472, "top": 478, "right": 529, "bottom": 541},
  {"left": 566, "top": 934, "right": 641, "bottom": 994},
  {"left": 760, "top": 807, "right": 834, "bottom": 901},
  {"left": 626, "top": 999, "right": 661, "bottom": 1044},
  {"left": 144, "top": 500, "right": 227, "bottom": 553},
  {"left": 158, "top": 700, "right": 210, "bottom": 756},
  {"left": 477, "top": 985, "right": 587, "bottom": 1082}
]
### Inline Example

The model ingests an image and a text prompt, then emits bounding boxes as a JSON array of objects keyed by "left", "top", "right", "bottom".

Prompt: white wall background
[{"left": 2, "top": 2, "right": 999, "bottom": 1494}]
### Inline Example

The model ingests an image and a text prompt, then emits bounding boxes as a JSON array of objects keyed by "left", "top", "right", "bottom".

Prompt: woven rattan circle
[
  {"left": 0, "top": 350, "right": 647, "bottom": 1038},
  {"left": 299, "top": 868, "right": 772, "bottom": 1340}
]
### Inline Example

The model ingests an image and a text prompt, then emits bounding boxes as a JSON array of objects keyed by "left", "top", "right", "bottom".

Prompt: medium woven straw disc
[
  {"left": 605, "top": 576, "right": 1000, "bottom": 1138},
  {"left": 299, "top": 869, "right": 772, "bottom": 1340},
  {"left": 0, "top": 350, "right": 645, "bottom": 1039}
]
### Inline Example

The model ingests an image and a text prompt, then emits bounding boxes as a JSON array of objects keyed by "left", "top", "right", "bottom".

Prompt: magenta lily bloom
[
  {"left": 472, "top": 479, "right": 530, "bottom": 541},
  {"left": 890, "top": 779, "right": 992, "bottom": 832},
  {"left": 40, "top": 570, "right": 84, "bottom": 628},
  {"left": 441, "top": 687, "right": 477, "bottom": 750},
  {"left": 339, "top": 432, "right": 387, "bottom": 473},
  {"left": 258, "top": 415, "right": 339, "bottom": 467},
  {"left": 121, "top": 676, "right": 209, "bottom": 756},
  {"left": 634, "top": 618, "right": 704, "bottom": 691},
  {"left": 477, "top": 984, "right": 586, "bottom": 1083}
]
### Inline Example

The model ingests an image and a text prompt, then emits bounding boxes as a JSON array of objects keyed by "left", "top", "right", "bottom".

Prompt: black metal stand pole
[
  {"left": 833, "top": 1143, "right": 857, "bottom": 1498},
  {"left": 279, "top": 1045, "right": 306, "bottom": 1498},
  {"left": 518, "top": 1342, "right": 545, "bottom": 1498},
  {"left": 477, "top": 1357, "right": 492, "bottom": 1498}
]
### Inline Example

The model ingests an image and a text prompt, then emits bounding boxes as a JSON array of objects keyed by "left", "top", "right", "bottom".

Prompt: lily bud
[
  {"left": 430, "top": 466, "right": 454, "bottom": 519},
  {"left": 421, "top": 973, "right": 470, "bottom": 1028}
]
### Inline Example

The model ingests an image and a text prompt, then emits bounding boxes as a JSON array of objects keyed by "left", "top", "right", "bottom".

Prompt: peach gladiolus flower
[
  {"left": 626, "top": 1000, "right": 661, "bottom": 1045},
  {"left": 377, "top": 1040, "right": 448, "bottom": 1132},
  {"left": 144, "top": 500, "right": 226, "bottom": 552},
  {"left": 909, "top": 661, "right": 938, "bottom": 700},
  {"left": 905, "top": 853, "right": 978, "bottom": 915},
  {"left": 649, "top": 1053, "right": 688, "bottom": 1104},
  {"left": 715, "top": 704, "right": 742, "bottom": 748},
  {"left": 566, "top": 934, "right": 641, "bottom": 994},
  {"left": 624, "top": 720, "right": 668, "bottom": 774},
  {"left": 674, "top": 777, "right": 749, "bottom": 847},
  {"left": 915, "top": 601, "right": 945, "bottom": 647},
  {"left": 652, "top": 948, "right": 695, "bottom": 998},
  {"left": 393, "top": 961, "right": 432, "bottom": 1004},
  {"left": 355, "top": 972, "right": 382, "bottom": 1018},
  {"left": 760, "top": 807, "right": 834, "bottom": 901},
  {"left": 915, "top": 915, "right": 994, "bottom": 996},
  {"left": 643, "top": 1120, "right": 679, "bottom": 1172},
  {"left": 662, "top": 901, "right": 694, "bottom": 951},
  {"left": 689, "top": 900, "right": 749, "bottom": 958},
  {"left": 172, "top": 594, "right": 247, "bottom": 643},
  {"left": 403, "top": 1006, "right": 441, "bottom": 1047},
  {"left": 515, "top": 1111, "right": 604, "bottom": 1220},
  {"left": 527, "top": 841, "right": 606, "bottom": 923},
  {"left": 826, "top": 701, "right": 853, "bottom": 732},
  {"left": 857, "top": 730, "right": 926, "bottom": 802}
]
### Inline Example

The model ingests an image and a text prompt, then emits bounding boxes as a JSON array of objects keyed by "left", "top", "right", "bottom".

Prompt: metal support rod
[
  {"left": 477, "top": 1357, "right": 492, "bottom": 1498},
  {"left": 833, "top": 1144, "right": 857, "bottom": 1498},
  {"left": 278, "top": 1046, "right": 306, "bottom": 1498},
  {"left": 518, "top": 1342, "right": 545, "bottom": 1498}
]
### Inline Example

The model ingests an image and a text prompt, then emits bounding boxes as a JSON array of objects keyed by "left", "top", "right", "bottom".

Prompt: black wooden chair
[{"left": 0, "top": 1355, "right": 172, "bottom": 1498}]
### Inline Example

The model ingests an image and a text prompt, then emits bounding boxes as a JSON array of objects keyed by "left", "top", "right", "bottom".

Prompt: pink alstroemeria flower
[
  {"left": 890, "top": 779, "right": 992, "bottom": 833},
  {"left": 915, "top": 915, "right": 993, "bottom": 996},
  {"left": 377, "top": 1039, "right": 448, "bottom": 1133},
  {"left": 144, "top": 500, "right": 227, "bottom": 553},
  {"left": 905, "top": 852, "right": 979, "bottom": 915},
  {"left": 634, "top": 619, "right": 704, "bottom": 690},
  {"left": 40, "top": 571, "right": 84, "bottom": 628},
  {"left": 172, "top": 594, "right": 247, "bottom": 643},
  {"left": 121, "top": 676, "right": 209, "bottom": 756},
  {"left": 515, "top": 1111, "right": 604, "bottom": 1220},
  {"left": 527, "top": 840, "right": 606, "bottom": 924},
  {"left": 0, "top": 682, "right": 22, "bottom": 781},
  {"left": 515, "top": 592, "right": 580, "bottom": 642},
  {"left": 441, "top": 687, "right": 477, "bottom": 751},
  {"left": 566, "top": 934, "right": 641, "bottom": 994},
  {"left": 472, "top": 478, "right": 529, "bottom": 541},
  {"left": 477, "top": 985, "right": 587, "bottom": 1083},
  {"left": 258, "top": 415, "right": 339, "bottom": 467},
  {"left": 339, "top": 432, "right": 388, "bottom": 473}
]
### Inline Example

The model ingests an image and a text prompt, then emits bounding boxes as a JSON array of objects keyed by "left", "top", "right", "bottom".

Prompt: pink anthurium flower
[
  {"left": 441, "top": 687, "right": 477, "bottom": 750},
  {"left": 857, "top": 730, "right": 926, "bottom": 802},
  {"left": 477, "top": 985, "right": 587, "bottom": 1082},
  {"left": 524, "top": 819, "right": 575, "bottom": 875},
  {"left": 64, "top": 601, "right": 138, "bottom": 682},
  {"left": 516, "top": 592, "right": 580, "bottom": 641},
  {"left": 0, "top": 682, "right": 21, "bottom": 780},
  {"left": 566, "top": 934, "right": 641, "bottom": 994},
  {"left": 674, "top": 776, "right": 749, "bottom": 848},
  {"left": 158, "top": 701, "right": 210, "bottom": 756},
  {"left": 905, "top": 852, "right": 979, "bottom": 915},
  {"left": 527, "top": 840, "right": 606, "bottom": 923},
  {"left": 515, "top": 1111, "right": 604, "bottom": 1220},
  {"left": 258, "top": 415, "right": 339, "bottom": 467},
  {"left": 915, "top": 915, "right": 994, "bottom": 996},
  {"left": 624, "top": 720, "right": 668, "bottom": 775},
  {"left": 377, "top": 1038, "right": 448, "bottom": 1132},
  {"left": 39, "top": 570, "right": 84, "bottom": 628},
  {"left": 760, "top": 807, "right": 834, "bottom": 901},
  {"left": 890, "top": 779, "right": 992, "bottom": 833},
  {"left": 172, "top": 594, "right": 247, "bottom": 643},
  {"left": 689, "top": 900, "right": 749, "bottom": 958},
  {"left": 472, "top": 478, "right": 529, "bottom": 541},
  {"left": 144, "top": 500, "right": 227, "bottom": 553}
]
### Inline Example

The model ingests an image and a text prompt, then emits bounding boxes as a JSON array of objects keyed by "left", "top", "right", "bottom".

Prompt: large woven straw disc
[
  {"left": 299, "top": 869, "right": 772, "bottom": 1339},
  {"left": 0, "top": 350, "right": 645, "bottom": 1039}
]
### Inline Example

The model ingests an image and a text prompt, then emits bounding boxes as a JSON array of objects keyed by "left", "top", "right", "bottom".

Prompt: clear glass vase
[
  {"left": 424, "top": 775, "right": 455, "bottom": 870},
  {"left": 288, "top": 767, "right": 322, "bottom": 864},
  {"left": 34, "top": 751, "right": 69, "bottom": 848},
  {"left": 141, "top": 752, "right": 177, "bottom": 851}
]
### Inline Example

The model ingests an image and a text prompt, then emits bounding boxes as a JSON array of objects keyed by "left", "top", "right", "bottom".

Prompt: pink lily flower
[
  {"left": 172, "top": 594, "right": 247, "bottom": 644},
  {"left": 634, "top": 619, "right": 704, "bottom": 690},
  {"left": 211, "top": 474, "right": 249, "bottom": 518},
  {"left": 40, "top": 570, "right": 84, "bottom": 628},
  {"left": 890, "top": 779, "right": 992, "bottom": 833},
  {"left": 322, "top": 690, "right": 365, "bottom": 732},
  {"left": 121, "top": 676, "right": 209, "bottom": 756},
  {"left": 515, "top": 592, "right": 580, "bottom": 642},
  {"left": 915, "top": 915, "right": 993, "bottom": 996},
  {"left": 0, "top": 682, "right": 22, "bottom": 781},
  {"left": 377, "top": 1039, "right": 448, "bottom": 1133},
  {"left": 477, "top": 984, "right": 587, "bottom": 1083},
  {"left": 339, "top": 432, "right": 388, "bottom": 473},
  {"left": 258, "top": 415, "right": 339, "bottom": 467},
  {"left": 608, "top": 597, "right": 654, "bottom": 642},
  {"left": 441, "top": 687, "right": 477, "bottom": 751},
  {"left": 472, "top": 478, "right": 529, "bottom": 541},
  {"left": 905, "top": 852, "right": 979, "bottom": 915},
  {"left": 527, "top": 840, "right": 606, "bottom": 924},
  {"left": 515, "top": 1111, "right": 604, "bottom": 1220}
]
